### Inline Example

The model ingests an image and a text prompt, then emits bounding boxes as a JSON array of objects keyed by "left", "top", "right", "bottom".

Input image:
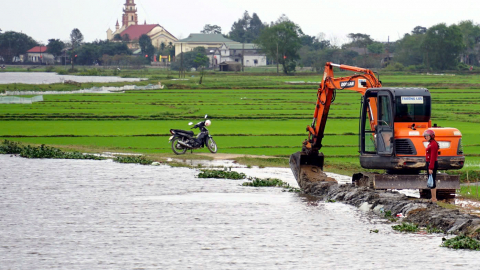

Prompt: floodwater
[
  {"left": 0, "top": 72, "right": 142, "bottom": 84},
  {"left": 1, "top": 155, "right": 479, "bottom": 269}
]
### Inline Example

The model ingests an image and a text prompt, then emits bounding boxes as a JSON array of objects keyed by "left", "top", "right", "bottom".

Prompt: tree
[
  {"left": 412, "top": 26, "right": 427, "bottom": 35},
  {"left": 46, "top": 39, "right": 64, "bottom": 58},
  {"left": 256, "top": 18, "right": 303, "bottom": 74},
  {"left": 346, "top": 33, "right": 373, "bottom": 54},
  {"left": 122, "top": 34, "right": 130, "bottom": 42},
  {"left": 139, "top": 34, "right": 154, "bottom": 62},
  {"left": 70, "top": 28, "right": 84, "bottom": 69},
  {"left": 74, "top": 40, "right": 132, "bottom": 65},
  {"left": 395, "top": 27, "right": 427, "bottom": 67},
  {"left": 0, "top": 31, "right": 37, "bottom": 63},
  {"left": 171, "top": 47, "right": 208, "bottom": 71},
  {"left": 194, "top": 50, "right": 209, "bottom": 84},
  {"left": 422, "top": 23, "right": 465, "bottom": 70},
  {"left": 113, "top": 34, "right": 123, "bottom": 41},
  {"left": 367, "top": 42, "right": 384, "bottom": 54},
  {"left": 456, "top": 20, "right": 480, "bottom": 65},
  {"left": 229, "top": 11, "right": 266, "bottom": 43},
  {"left": 201, "top": 24, "right": 222, "bottom": 34}
]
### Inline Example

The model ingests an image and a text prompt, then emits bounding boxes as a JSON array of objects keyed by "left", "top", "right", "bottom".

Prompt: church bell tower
[{"left": 122, "top": 0, "right": 138, "bottom": 27}]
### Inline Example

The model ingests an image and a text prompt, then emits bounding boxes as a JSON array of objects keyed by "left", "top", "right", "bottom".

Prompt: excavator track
[{"left": 352, "top": 172, "right": 459, "bottom": 200}]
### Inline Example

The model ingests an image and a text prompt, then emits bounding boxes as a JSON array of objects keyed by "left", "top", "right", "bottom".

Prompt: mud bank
[{"left": 300, "top": 180, "right": 480, "bottom": 239}]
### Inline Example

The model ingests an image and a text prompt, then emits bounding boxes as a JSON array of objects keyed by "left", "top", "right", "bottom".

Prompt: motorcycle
[{"left": 169, "top": 115, "right": 218, "bottom": 155}]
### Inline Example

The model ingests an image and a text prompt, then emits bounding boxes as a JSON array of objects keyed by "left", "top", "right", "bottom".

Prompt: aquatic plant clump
[
  {"left": 0, "top": 140, "right": 102, "bottom": 160},
  {"left": 242, "top": 177, "right": 301, "bottom": 192},
  {"left": 113, "top": 155, "right": 153, "bottom": 165},
  {"left": 441, "top": 235, "right": 480, "bottom": 250},
  {"left": 197, "top": 170, "right": 246, "bottom": 180},
  {"left": 0, "top": 140, "right": 23, "bottom": 154},
  {"left": 392, "top": 222, "right": 419, "bottom": 233}
]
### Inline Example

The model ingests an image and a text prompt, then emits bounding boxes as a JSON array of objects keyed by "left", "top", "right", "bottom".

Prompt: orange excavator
[{"left": 290, "top": 62, "right": 465, "bottom": 198}]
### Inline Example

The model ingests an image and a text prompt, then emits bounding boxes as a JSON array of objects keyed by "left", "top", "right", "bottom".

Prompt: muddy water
[{"left": 1, "top": 155, "right": 479, "bottom": 269}]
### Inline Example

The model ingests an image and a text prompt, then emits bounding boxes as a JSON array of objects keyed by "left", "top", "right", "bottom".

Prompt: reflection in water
[{"left": 0, "top": 155, "right": 479, "bottom": 269}]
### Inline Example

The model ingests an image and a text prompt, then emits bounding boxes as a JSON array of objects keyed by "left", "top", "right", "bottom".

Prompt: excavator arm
[
  {"left": 305, "top": 62, "right": 382, "bottom": 154},
  {"left": 290, "top": 62, "right": 382, "bottom": 185}
]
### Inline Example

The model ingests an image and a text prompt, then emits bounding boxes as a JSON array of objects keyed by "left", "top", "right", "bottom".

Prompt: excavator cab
[{"left": 359, "top": 88, "right": 427, "bottom": 169}]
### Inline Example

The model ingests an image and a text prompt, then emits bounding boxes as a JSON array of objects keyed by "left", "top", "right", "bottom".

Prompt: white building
[
  {"left": 175, "top": 34, "right": 267, "bottom": 69},
  {"left": 26, "top": 46, "right": 54, "bottom": 64}
]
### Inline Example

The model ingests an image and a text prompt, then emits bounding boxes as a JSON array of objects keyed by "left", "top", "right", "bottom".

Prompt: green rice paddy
[{"left": 1, "top": 71, "right": 480, "bottom": 179}]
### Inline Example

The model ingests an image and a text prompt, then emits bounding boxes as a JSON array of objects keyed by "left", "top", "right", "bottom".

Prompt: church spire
[{"left": 122, "top": 0, "right": 138, "bottom": 27}]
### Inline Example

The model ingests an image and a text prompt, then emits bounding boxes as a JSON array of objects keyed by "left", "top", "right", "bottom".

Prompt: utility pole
[
  {"left": 242, "top": 42, "right": 245, "bottom": 72},
  {"left": 71, "top": 42, "right": 75, "bottom": 70},
  {"left": 276, "top": 42, "right": 279, "bottom": 74},
  {"left": 180, "top": 43, "right": 184, "bottom": 78}
]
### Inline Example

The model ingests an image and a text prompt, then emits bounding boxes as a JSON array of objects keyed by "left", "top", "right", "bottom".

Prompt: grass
[{"left": 458, "top": 185, "right": 480, "bottom": 200}]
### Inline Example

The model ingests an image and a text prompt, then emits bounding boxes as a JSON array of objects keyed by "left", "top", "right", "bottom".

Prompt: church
[{"left": 106, "top": 0, "right": 177, "bottom": 50}]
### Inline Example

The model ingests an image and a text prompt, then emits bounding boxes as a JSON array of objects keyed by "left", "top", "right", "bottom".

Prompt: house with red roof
[
  {"left": 106, "top": 0, "right": 177, "bottom": 50},
  {"left": 26, "top": 46, "right": 54, "bottom": 64}
]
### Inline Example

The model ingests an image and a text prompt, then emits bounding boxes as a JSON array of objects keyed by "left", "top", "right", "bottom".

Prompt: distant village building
[
  {"left": 26, "top": 46, "right": 54, "bottom": 64},
  {"left": 106, "top": 0, "right": 177, "bottom": 50},
  {"left": 175, "top": 34, "right": 267, "bottom": 69}
]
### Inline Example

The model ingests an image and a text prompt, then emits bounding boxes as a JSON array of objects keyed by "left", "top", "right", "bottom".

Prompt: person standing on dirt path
[{"left": 424, "top": 129, "right": 439, "bottom": 202}]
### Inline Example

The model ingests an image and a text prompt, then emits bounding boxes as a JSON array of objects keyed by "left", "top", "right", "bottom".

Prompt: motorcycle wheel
[
  {"left": 171, "top": 137, "right": 187, "bottom": 155},
  {"left": 206, "top": 137, "right": 217, "bottom": 153}
]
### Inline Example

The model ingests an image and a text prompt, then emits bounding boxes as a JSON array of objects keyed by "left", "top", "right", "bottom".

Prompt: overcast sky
[{"left": 2, "top": 0, "right": 479, "bottom": 45}]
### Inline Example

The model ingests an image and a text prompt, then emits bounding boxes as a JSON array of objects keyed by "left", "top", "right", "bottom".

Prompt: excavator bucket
[{"left": 289, "top": 152, "right": 337, "bottom": 188}]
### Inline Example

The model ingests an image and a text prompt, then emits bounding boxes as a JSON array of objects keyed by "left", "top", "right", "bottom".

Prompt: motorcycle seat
[{"left": 172, "top": 129, "right": 194, "bottom": 136}]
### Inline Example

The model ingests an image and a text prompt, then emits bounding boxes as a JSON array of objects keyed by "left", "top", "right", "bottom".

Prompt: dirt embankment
[{"left": 300, "top": 180, "right": 480, "bottom": 239}]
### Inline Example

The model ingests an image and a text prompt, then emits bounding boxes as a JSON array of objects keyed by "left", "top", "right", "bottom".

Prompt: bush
[
  {"left": 56, "top": 69, "right": 68, "bottom": 75},
  {"left": 197, "top": 169, "right": 246, "bottom": 180},
  {"left": 383, "top": 62, "right": 405, "bottom": 71},
  {"left": 457, "top": 62, "right": 470, "bottom": 71}
]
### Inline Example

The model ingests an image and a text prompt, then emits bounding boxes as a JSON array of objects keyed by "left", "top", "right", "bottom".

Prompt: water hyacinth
[
  {"left": 1, "top": 140, "right": 103, "bottom": 160},
  {"left": 113, "top": 155, "right": 153, "bottom": 165},
  {"left": 197, "top": 170, "right": 246, "bottom": 180},
  {"left": 441, "top": 235, "right": 480, "bottom": 250}
]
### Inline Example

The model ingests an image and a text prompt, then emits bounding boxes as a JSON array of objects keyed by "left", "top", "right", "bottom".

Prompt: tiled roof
[
  {"left": 121, "top": 24, "right": 177, "bottom": 41},
  {"left": 27, "top": 46, "right": 48, "bottom": 53},
  {"left": 178, "top": 34, "right": 235, "bottom": 43},
  {"left": 121, "top": 24, "right": 157, "bottom": 40}
]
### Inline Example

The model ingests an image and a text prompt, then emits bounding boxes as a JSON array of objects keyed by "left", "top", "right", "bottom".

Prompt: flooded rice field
[
  {"left": 1, "top": 154, "right": 479, "bottom": 269},
  {"left": 0, "top": 72, "right": 142, "bottom": 84}
]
